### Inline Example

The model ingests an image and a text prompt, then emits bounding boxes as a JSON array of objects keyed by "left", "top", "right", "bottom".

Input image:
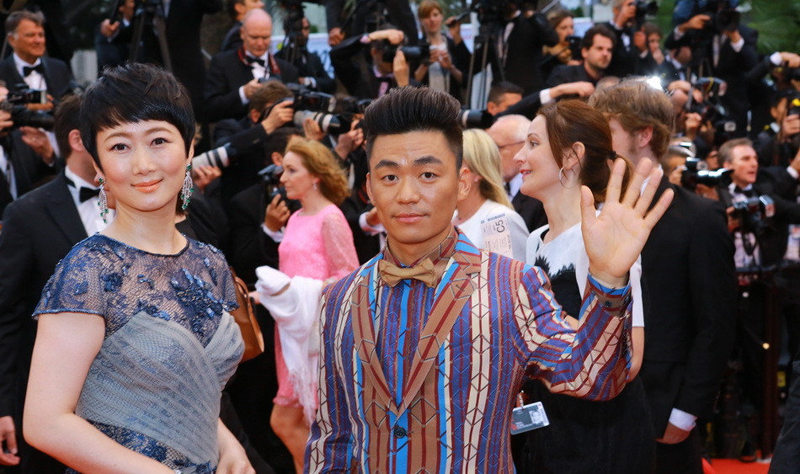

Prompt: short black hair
[
  {"left": 54, "top": 94, "right": 83, "bottom": 161},
  {"left": 361, "top": 86, "right": 463, "bottom": 169},
  {"left": 488, "top": 81, "right": 524, "bottom": 105},
  {"left": 226, "top": 0, "right": 244, "bottom": 19},
  {"left": 80, "top": 63, "right": 195, "bottom": 169},
  {"left": 582, "top": 25, "right": 616, "bottom": 50}
]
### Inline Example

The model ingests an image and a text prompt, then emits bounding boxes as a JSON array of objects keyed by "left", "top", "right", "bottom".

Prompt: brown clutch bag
[{"left": 229, "top": 267, "right": 265, "bottom": 362}]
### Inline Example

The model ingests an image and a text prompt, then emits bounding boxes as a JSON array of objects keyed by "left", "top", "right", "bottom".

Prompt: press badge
[
  {"left": 481, "top": 214, "right": 513, "bottom": 258},
  {"left": 510, "top": 401, "right": 550, "bottom": 434}
]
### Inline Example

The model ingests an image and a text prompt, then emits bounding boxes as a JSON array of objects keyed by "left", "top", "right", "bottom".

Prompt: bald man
[
  {"left": 204, "top": 9, "right": 299, "bottom": 122},
  {"left": 487, "top": 114, "right": 547, "bottom": 232}
]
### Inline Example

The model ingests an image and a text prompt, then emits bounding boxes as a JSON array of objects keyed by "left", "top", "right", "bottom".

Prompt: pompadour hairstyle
[
  {"left": 361, "top": 86, "right": 463, "bottom": 169},
  {"left": 79, "top": 62, "right": 195, "bottom": 168}
]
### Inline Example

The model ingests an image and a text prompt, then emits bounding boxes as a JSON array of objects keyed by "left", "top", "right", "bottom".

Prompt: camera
[
  {"left": 259, "top": 163, "right": 301, "bottom": 213},
  {"left": 380, "top": 43, "right": 430, "bottom": 64},
  {"left": 459, "top": 109, "right": 494, "bottom": 129},
  {"left": 0, "top": 85, "right": 54, "bottom": 131},
  {"left": 731, "top": 195, "right": 775, "bottom": 237},
  {"left": 270, "top": 85, "right": 352, "bottom": 136},
  {"left": 192, "top": 143, "right": 234, "bottom": 169},
  {"left": 702, "top": 0, "right": 741, "bottom": 32},
  {"left": 566, "top": 35, "right": 582, "bottom": 60},
  {"left": 680, "top": 158, "right": 732, "bottom": 190},
  {"left": 469, "top": 0, "right": 509, "bottom": 29},
  {"left": 634, "top": 0, "right": 658, "bottom": 27}
]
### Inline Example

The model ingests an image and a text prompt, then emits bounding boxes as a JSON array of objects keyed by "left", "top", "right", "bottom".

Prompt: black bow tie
[
  {"left": 65, "top": 177, "right": 100, "bottom": 203},
  {"left": 23, "top": 64, "right": 44, "bottom": 77},
  {"left": 245, "top": 55, "right": 265, "bottom": 67},
  {"left": 734, "top": 186, "right": 755, "bottom": 198}
]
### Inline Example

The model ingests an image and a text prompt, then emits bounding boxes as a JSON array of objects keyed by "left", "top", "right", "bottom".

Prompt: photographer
[
  {"left": 325, "top": 0, "right": 418, "bottom": 47},
  {"left": 204, "top": 9, "right": 299, "bottom": 123},
  {"left": 329, "top": 27, "right": 412, "bottom": 100},
  {"left": 204, "top": 80, "right": 294, "bottom": 208},
  {"left": 665, "top": 0, "right": 759, "bottom": 138},
  {"left": 274, "top": 16, "right": 336, "bottom": 94},
  {"left": 478, "top": 1, "right": 559, "bottom": 96},
  {"left": 754, "top": 88, "right": 800, "bottom": 168},
  {"left": 713, "top": 138, "right": 800, "bottom": 459},
  {"left": 601, "top": 0, "right": 644, "bottom": 78},
  {"left": 0, "top": 83, "right": 57, "bottom": 217}
]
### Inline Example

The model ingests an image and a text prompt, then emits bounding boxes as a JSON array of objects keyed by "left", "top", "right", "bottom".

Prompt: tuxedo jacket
[
  {"left": 547, "top": 64, "right": 599, "bottom": 89},
  {"left": 602, "top": 21, "right": 639, "bottom": 78},
  {"left": 325, "top": 0, "right": 418, "bottom": 46},
  {"left": 638, "top": 178, "right": 736, "bottom": 434},
  {"left": 226, "top": 183, "right": 280, "bottom": 287},
  {"left": 329, "top": 35, "right": 406, "bottom": 100},
  {"left": 275, "top": 46, "right": 336, "bottom": 94},
  {"left": 0, "top": 131, "right": 58, "bottom": 217},
  {"left": 0, "top": 173, "right": 86, "bottom": 423},
  {"left": 204, "top": 48, "right": 299, "bottom": 122},
  {"left": 0, "top": 54, "right": 73, "bottom": 100}
]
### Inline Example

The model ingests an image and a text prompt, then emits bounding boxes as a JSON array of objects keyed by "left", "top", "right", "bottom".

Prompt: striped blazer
[{"left": 306, "top": 233, "right": 632, "bottom": 473}]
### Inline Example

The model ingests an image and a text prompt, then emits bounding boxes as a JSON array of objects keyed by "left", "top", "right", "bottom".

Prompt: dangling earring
[
  {"left": 180, "top": 164, "right": 194, "bottom": 210},
  {"left": 558, "top": 167, "right": 575, "bottom": 189},
  {"left": 97, "top": 178, "right": 109, "bottom": 224}
]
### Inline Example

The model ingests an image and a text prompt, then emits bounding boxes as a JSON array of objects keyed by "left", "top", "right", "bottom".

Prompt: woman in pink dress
[{"left": 271, "top": 137, "right": 358, "bottom": 472}]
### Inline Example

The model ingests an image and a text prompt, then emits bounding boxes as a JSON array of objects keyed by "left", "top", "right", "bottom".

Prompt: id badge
[
  {"left": 510, "top": 401, "right": 550, "bottom": 434},
  {"left": 481, "top": 214, "right": 513, "bottom": 258}
]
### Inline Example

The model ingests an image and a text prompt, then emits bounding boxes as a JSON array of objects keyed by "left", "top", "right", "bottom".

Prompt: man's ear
[
  {"left": 68, "top": 129, "right": 85, "bottom": 153},
  {"left": 249, "top": 108, "right": 261, "bottom": 123},
  {"left": 271, "top": 151, "right": 283, "bottom": 166},
  {"left": 365, "top": 172, "right": 373, "bottom": 202},
  {"left": 635, "top": 126, "right": 654, "bottom": 150},
  {"left": 486, "top": 102, "right": 498, "bottom": 116}
]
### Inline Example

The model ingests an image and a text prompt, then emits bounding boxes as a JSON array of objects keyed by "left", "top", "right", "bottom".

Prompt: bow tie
[
  {"left": 65, "top": 177, "right": 100, "bottom": 203},
  {"left": 23, "top": 64, "right": 44, "bottom": 77},
  {"left": 734, "top": 186, "right": 755, "bottom": 198},
  {"left": 378, "top": 258, "right": 437, "bottom": 288},
  {"left": 245, "top": 55, "right": 265, "bottom": 66}
]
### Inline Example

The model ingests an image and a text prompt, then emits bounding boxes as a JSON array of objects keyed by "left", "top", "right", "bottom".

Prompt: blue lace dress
[{"left": 34, "top": 234, "right": 244, "bottom": 474}]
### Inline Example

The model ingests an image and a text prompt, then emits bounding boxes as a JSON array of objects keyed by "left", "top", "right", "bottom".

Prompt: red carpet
[{"left": 708, "top": 458, "right": 771, "bottom": 474}]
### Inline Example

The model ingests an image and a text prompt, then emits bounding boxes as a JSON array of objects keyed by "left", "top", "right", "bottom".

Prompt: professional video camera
[
  {"left": 0, "top": 85, "right": 54, "bottom": 131},
  {"left": 469, "top": 0, "right": 510, "bottom": 29},
  {"left": 731, "top": 195, "right": 775, "bottom": 237},
  {"left": 680, "top": 157, "right": 731, "bottom": 191},
  {"left": 701, "top": 0, "right": 741, "bottom": 32}
]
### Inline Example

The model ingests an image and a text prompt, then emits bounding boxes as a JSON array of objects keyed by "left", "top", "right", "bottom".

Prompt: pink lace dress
[{"left": 275, "top": 203, "right": 359, "bottom": 407}]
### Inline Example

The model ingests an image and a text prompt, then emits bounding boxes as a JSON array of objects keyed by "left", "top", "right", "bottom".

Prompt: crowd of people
[{"left": 0, "top": 0, "right": 799, "bottom": 473}]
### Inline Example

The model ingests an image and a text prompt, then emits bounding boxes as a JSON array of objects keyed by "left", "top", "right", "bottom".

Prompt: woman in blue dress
[{"left": 23, "top": 63, "right": 253, "bottom": 474}]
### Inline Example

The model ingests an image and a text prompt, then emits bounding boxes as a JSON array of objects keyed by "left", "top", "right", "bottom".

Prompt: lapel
[
  {"left": 45, "top": 174, "right": 88, "bottom": 244},
  {"left": 349, "top": 239, "right": 482, "bottom": 416}
]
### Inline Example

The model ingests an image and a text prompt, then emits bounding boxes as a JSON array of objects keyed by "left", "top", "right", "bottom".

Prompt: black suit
[
  {"left": 329, "top": 34, "right": 406, "bottom": 100},
  {"left": 602, "top": 21, "right": 639, "bottom": 78},
  {"left": 220, "top": 21, "right": 243, "bottom": 53},
  {"left": 547, "top": 63, "right": 599, "bottom": 88},
  {"left": 475, "top": 12, "right": 558, "bottom": 95},
  {"left": 0, "top": 173, "right": 84, "bottom": 473},
  {"left": 0, "top": 131, "right": 58, "bottom": 217},
  {"left": 275, "top": 46, "right": 336, "bottom": 94},
  {"left": 638, "top": 178, "right": 736, "bottom": 472},
  {"left": 204, "top": 49, "right": 299, "bottom": 122},
  {"left": 0, "top": 55, "right": 73, "bottom": 100},
  {"left": 325, "top": 0, "right": 418, "bottom": 46},
  {"left": 227, "top": 183, "right": 280, "bottom": 287}
]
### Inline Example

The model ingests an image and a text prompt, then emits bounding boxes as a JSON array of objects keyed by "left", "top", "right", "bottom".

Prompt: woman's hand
[
  {"left": 217, "top": 420, "right": 255, "bottom": 474},
  {"left": 581, "top": 158, "right": 673, "bottom": 286}
]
